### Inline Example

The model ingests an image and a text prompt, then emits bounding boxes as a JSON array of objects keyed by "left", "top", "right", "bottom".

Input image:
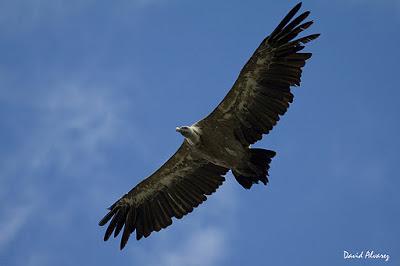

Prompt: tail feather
[{"left": 233, "top": 148, "right": 276, "bottom": 189}]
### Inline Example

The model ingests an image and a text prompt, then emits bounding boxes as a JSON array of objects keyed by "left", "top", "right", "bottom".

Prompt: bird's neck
[{"left": 186, "top": 126, "right": 201, "bottom": 146}]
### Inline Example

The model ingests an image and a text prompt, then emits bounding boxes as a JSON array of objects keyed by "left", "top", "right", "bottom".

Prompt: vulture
[{"left": 99, "top": 2, "right": 319, "bottom": 250}]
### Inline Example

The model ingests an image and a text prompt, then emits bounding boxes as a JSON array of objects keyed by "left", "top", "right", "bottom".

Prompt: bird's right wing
[{"left": 98, "top": 141, "right": 228, "bottom": 249}]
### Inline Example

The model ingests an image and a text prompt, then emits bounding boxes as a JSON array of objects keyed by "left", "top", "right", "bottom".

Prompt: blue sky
[{"left": 1, "top": 0, "right": 399, "bottom": 265}]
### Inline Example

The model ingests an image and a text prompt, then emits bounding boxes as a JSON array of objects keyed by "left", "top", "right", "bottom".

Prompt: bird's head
[
  {"left": 176, "top": 126, "right": 200, "bottom": 145},
  {"left": 176, "top": 126, "right": 191, "bottom": 137}
]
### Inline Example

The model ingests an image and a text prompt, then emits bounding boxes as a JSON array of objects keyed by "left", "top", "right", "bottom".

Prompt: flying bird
[{"left": 99, "top": 2, "right": 319, "bottom": 250}]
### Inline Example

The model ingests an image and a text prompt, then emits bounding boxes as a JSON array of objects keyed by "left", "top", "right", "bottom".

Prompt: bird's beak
[{"left": 176, "top": 127, "right": 181, "bottom": 132}]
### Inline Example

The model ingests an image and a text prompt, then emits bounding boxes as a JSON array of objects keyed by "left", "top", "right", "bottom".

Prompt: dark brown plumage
[{"left": 99, "top": 2, "right": 319, "bottom": 250}]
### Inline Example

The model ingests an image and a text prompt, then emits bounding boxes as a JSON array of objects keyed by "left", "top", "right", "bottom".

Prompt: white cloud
[
  {"left": 0, "top": 77, "right": 240, "bottom": 265},
  {"left": 0, "top": 202, "right": 36, "bottom": 250},
  {"left": 32, "top": 84, "right": 124, "bottom": 169},
  {"left": 160, "top": 227, "right": 225, "bottom": 266},
  {"left": 0, "top": 81, "right": 133, "bottom": 251}
]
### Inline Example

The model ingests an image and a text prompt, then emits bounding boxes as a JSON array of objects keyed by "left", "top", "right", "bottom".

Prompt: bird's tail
[{"left": 232, "top": 148, "right": 276, "bottom": 189}]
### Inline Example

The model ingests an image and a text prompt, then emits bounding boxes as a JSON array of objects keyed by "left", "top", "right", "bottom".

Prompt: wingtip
[
  {"left": 136, "top": 230, "right": 143, "bottom": 240},
  {"left": 98, "top": 209, "right": 115, "bottom": 226},
  {"left": 98, "top": 215, "right": 108, "bottom": 226},
  {"left": 104, "top": 233, "right": 111, "bottom": 242},
  {"left": 271, "top": 1, "right": 305, "bottom": 38},
  {"left": 287, "top": 2, "right": 303, "bottom": 19},
  {"left": 307, "top": 33, "right": 321, "bottom": 42},
  {"left": 292, "top": 2, "right": 303, "bottom": 13}
]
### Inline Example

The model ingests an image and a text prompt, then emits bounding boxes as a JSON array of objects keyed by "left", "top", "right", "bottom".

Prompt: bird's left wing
[
  {"left": 98, "top": 141, "right": 228, "bottom": 249},
  {"left": 198, "top": 3, "right": 319, "bottom": 146}
]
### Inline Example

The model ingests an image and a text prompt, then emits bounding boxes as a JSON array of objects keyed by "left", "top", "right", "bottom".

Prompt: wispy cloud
[
  {"left": 0, "top": 74, "right": 240, "bottom": 266},
  {"left": 0, "top": 202, "right": 36, "bottom": 250},
  {"left": 159, "top": 227, "right": 225, "bottom": 266},
  {"left": 0, "top": 80, "right": 132, "bottom": 252},
  {"left": 32, "top": 84, "right": 125, "bottom": 169}
]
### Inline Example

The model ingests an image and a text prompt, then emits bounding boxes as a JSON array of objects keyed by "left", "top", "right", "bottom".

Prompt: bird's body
[
  {"left": 99, "top": 2, "right": 319, "bottom": 250},
  {"left": 189, "top": 123, "right": 247, "bottom": 168}
]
